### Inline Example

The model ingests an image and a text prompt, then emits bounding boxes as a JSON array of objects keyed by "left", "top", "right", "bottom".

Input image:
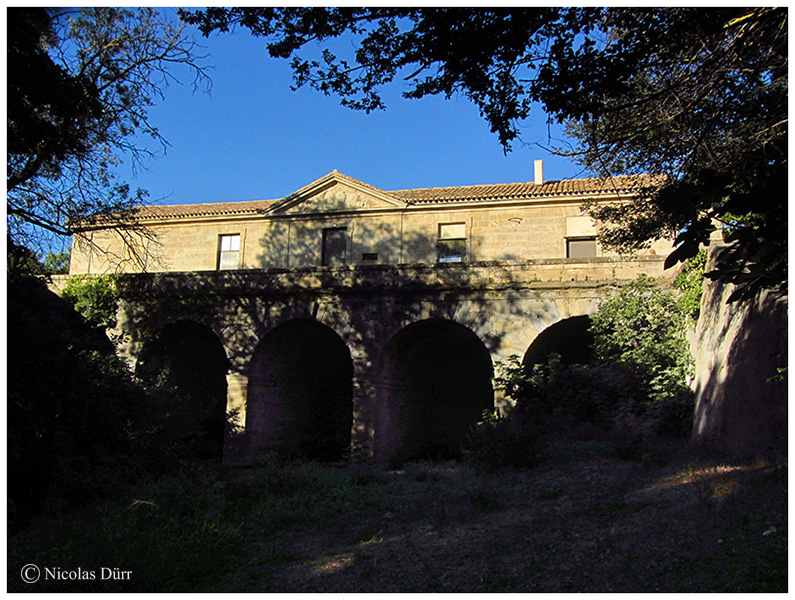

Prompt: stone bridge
[{"left": 114, "top": 255, "right": 670, "bottom": 465}]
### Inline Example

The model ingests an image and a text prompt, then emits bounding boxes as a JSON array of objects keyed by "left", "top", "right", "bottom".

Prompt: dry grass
[
  {"left": 9, "top": 440, "right": 787, "bottom": 593},
  {"left": 226, "top": 443, "right": 787, "bottom": 593}
]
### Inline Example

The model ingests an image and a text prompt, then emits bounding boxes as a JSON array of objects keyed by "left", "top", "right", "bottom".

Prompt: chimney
[{"left": 534, "top": 159, "right": 544, "bottom": 185}]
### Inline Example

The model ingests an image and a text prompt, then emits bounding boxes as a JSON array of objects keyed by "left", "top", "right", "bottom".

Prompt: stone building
[
  {"left": 68, "top": 166, "right": 676, "bottom": 464},
  {"left": 69, "top": 166, "right": 671, "bottom": 275}
]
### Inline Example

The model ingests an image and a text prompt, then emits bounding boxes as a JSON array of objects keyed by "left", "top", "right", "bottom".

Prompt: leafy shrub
[
  {"left": 647, "top": 393, "right": 697, "bottom": 438},
  {"left": 674, "top": 248, "right": 708, "bottom": 321},
  {"left": 8, "top": 277, "right": 230, "bottom": 530},
  {"left": 590, "top": 274, "right": 694, "bottom": 404},
  {"left": 590, "top": 275, "right": 696, "bottom": 437},
  {"left": 499, "top": 353, "right": 693, "bottom": 442},
  {"left": 61, "top": 273, "right": 120, "bottom": 328},
  {"left": 499, "top": 354, "right": 645, "bottom": 431},
  {"left": 8, "top": 279, "right": 152, "bottom": 528},
  {"left": 465, "top": 409, "right": 547, "bottom": 472},
  {"left": 470, "top": 276, "right": 697, "bottom": 469}
]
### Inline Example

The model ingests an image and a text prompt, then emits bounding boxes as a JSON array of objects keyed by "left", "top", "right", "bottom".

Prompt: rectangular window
[
  {"left": 361, "top": 252, "right": 378, "bottom": 262},
  {"left": 218, "top": 234, "right": 241, "bottom": 270},
  {"left": 322, "top": 228, "right": 348, "bottom": 266},
  {"left": 437, "top": 222, "right": 466, "bottom": 263},
  {"left": 566, "top": 237, "right": 597, "bottom": 259}
]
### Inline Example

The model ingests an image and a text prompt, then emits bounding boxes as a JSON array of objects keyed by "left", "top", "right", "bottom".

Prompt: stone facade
[
  {"left": 69, "top": 169, "right": 677, "bottom": 464},
  {"left": 69, "top": 170, "right": 672, "bottom": 274}
]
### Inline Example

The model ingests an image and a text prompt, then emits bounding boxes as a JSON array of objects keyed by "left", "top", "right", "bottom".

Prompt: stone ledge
[{"left": 112, "top": 256, "right": 671, "bottom": 299}]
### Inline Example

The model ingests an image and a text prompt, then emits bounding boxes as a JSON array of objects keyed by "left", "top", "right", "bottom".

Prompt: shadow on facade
[
  {"left": 522, "top": 315, "right": 594, "bottom": 367},
  {"left": 118, "top": 261, "right": 595, "bottom": 463},
  {"left": 135, "top": 320, "right": 230, "bottom": 460},
  {"left": 374, "top": 319, "right": 494, "bottom": 466},
  {"left": 115, "top": 202, "right": 636, "bottom": 464},
  {"left": 246, "top": 319, "right": 354, "bottom": 461},
  {"left": 253, "top": 201, "right": 436, "bottom": 269}
]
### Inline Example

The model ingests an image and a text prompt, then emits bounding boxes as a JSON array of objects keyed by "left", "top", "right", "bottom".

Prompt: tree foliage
[
  {"left": 590, "top": 275, "right": 693, "bottom": 403},
  {"left": 7, "top": 242, "right": 70, "bottom": 282},
  {"left": 61, "top": 274, "right": 120, "bottom": 329},
  {"left": 41, "top": 251, "right": 71, "bottom": 275},
  {"left": 487, "top": 275, "right": 696, "bottom": 458},
  {"left": 182, "top": 7, "right": 787, "bottom": 298},
  {"left": 569, "top": 9, "right": 787, "bottom": 301},
  {"left": 673, "top": 249, "right": 708, "bottom": 322},
  {"left": 7, "top": 7, "right": 208, "bottom": 263}
]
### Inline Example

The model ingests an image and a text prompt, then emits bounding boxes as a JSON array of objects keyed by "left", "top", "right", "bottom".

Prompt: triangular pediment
[{"left": 266, "top": 171, "right": 407, "bottom": 215}]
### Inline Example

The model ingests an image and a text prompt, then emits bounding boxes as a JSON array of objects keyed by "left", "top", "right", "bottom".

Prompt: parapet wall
[{"left": 113, "top": 255, "right": 671, "bottom": 297}]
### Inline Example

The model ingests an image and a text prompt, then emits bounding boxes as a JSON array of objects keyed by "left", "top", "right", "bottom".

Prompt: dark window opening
[
  {"left": 322, "top": 228, "right": 348, "bottom": 266},
  {"left": 362, "top": 252, "right": 378, "bottom": 262},
  {"left": 523, "top": 315, "right": 594, "bottom": 367}
]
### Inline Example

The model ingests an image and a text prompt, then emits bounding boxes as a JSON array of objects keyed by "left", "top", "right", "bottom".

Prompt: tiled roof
[
  {"left": 133, "top": 199, "right": 279, "bottom": 221},
  {"left": 388, "top": 174, "right": 658, "bottom": 204},
  {"left": 131, "top": 172, "right": 657, "bottom": 221}
]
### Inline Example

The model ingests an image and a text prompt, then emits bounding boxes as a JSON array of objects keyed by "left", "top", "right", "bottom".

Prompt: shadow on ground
[{"left": 224, "top": 443, "right": 786, "bottom": 593}]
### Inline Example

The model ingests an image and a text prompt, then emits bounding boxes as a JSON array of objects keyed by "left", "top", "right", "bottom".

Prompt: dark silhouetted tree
[{"left": 7, "top": 7, "right": 209, "bottom": 266}]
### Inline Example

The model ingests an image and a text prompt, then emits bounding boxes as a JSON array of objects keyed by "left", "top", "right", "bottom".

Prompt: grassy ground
[{"left": 8, "top": 438, "right": 787, "bottom": 593}]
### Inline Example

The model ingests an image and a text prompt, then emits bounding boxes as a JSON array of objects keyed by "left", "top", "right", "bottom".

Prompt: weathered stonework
[
  {"left": 69, "top": 170, "right": 672, "bottom": 275},
  {"left": 691, "top": 245, "right": 788, "bottom": 458},
  {"left": 112, "top": 259, "right": 672, "bottom": 464},
  {"left": 68, "top": 170, "right": 677, "bottom": 464}
]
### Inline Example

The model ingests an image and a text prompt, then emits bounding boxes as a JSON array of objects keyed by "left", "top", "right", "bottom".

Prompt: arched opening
[
  {"left": 135, "top": 321, "right": 229, "bottom": 460},
  {"left": 246, "top": 319, "right": 353, "bottom": 461},
  {"left": 375, "top": 319, "right": 494, "bottom": 465},
  {"left": 522, "top": 315, "right": 594, "bottom": 368}
]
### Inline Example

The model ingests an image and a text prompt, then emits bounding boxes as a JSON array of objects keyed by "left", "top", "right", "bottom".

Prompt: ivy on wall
[{"left": 674, "top": 248, "right": 708, "bottom": 322}]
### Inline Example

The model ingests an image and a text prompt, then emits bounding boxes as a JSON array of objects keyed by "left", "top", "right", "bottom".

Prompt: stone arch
[
  {"left": 522, "top": 314, "right": 594, "bottom": 367},
  {"left": 246, "top": 318, "right": 353, "bottom": 460},
  {"left": 135, "top": 320, "right": 230, "bottom": 460},
  {"left": 374, "top": 318, "right": 494, "bottom": 465}
]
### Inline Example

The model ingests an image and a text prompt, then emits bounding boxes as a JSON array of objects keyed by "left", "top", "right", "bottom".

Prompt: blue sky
[{"left": 123, "top": 13, "right": 587, "bottom": 207}]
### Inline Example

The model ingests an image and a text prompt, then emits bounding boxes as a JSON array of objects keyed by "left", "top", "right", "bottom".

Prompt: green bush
[
  {"left": 590, "top": 274, "right": 694, "bottom": 404},
  {"left": 61, "top": 274, "right": 120, "bottom": 329},
  {"left": 469, "top": 276, "right": 697, "bottom": 469},
  {"left": 647, "top": 393, "right": 697, "bottom": 438},
  {"left": 499, "top": 354, "right": 644, "bottom": 431},
  {"left": 674, "top": 248, "right": 708, "bottom": 321},
  {"left": 8, "top": 279, "right": 151, "bottom": 529},
  {"left": 8, "top": 277, "right": 229, "bottom": 530}
]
